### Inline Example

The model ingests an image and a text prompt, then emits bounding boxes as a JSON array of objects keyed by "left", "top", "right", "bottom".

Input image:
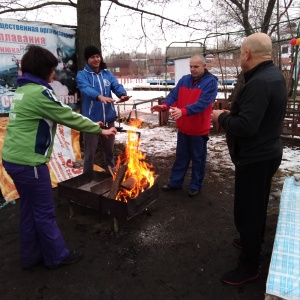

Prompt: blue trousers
[
  {"left": 2, "top": 160, "right": 69, "bottom": 268},
  {"left": 169, "top": 131, "right": 208, "bottom": 190}
]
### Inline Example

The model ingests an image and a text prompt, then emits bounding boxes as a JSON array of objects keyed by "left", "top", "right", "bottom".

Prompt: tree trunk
[
  {"left": 76, "top": 0, "right": 101, "bottom": 70},
  {"left": 76, "top": 0, "right": 101, "bottom": 146},
  {"left": 282, "top": 69, "right": 294, "bottom": 97}
]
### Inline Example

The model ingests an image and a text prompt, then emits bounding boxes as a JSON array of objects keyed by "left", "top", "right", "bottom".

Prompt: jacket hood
[
  {"left": 17, "top": 72, "right": 53, "bottom": 90},
  {"left": 84, "top": 63, "right": 107, "bottom": 74},
  {"left": 190, "top": 69, "right": 218, "bottom": 83},
  {"left": 84, "top": 63, "right": 97, "bottom": 74},
  {"left": 202, "top": 69, "right": 218, "bottom": 82}
]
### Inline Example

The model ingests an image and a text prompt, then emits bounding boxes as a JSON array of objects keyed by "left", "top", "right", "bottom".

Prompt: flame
[{"left": 114, "top": 120, "right": 155, "bottom": 202}]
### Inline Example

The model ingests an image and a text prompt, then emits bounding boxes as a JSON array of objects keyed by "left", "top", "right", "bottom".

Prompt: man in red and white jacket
[{"left": 151, "top": 54, "right": 218, "bottom": 197}]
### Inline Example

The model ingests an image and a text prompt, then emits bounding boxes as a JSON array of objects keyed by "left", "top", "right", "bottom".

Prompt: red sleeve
[
  {"left": 180, "top": 107, "right": 188, "bottom": 116},
  {"left": 162, "top": 103, "right": 169, "bottom": 110}
]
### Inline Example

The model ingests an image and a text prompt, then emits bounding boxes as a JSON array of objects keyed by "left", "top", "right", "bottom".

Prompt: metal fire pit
[
  {"left": 57, "top": 170, "right": 159, "bottom": 220},
  {"left": 101, "top": 180, "right": 159, "bottom": 220}
]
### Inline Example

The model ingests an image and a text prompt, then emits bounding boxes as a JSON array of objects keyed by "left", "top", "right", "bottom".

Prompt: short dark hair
[{"left": 21, "top": 45, "right": 58, "bottom": 80}]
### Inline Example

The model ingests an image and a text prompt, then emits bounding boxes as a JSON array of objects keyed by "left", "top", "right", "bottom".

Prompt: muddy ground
[{"left": 0, "top": 132, "right": 299, "bottom": 300}]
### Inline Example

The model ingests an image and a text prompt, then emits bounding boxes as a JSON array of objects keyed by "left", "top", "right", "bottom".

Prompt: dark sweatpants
[
  {"left": 2, "top": 160, "right": 69, "bottom": 268},
  {"left": 234, "top": 155, "right": 282, "bottom": 272},
  {"left": 83, "top": 121, "right": 115, "bottom": 173}
]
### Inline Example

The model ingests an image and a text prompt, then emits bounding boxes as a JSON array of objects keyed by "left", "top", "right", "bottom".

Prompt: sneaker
[
  {"left": 48, "top": 250, "right": 83, "bottom": 270},
  {"left": 233, "top": 238, "right": 242, "bottom": 249},
  {"left": 221, "top": 266, "right": 259, "bottom": 286},
  {"left": 188, "top": 189, "right": 199, "bottom": 197},
  {"left": 162, "top": 184, "right": 180, "bottom": 191}
]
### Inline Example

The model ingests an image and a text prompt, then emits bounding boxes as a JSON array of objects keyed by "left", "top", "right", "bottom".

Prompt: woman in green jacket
[{"left": 2, "top": 45, "right": 117, "bottom": 270}]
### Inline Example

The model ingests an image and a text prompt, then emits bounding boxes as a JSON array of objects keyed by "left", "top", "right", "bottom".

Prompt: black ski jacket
[{"left": 218, "top": 60, "right": 287, "bottom": 166}]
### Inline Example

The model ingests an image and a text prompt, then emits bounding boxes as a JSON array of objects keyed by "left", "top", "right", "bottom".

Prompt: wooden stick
[{"left": 108, "top": 164, "right": 127, "bottom": 199}]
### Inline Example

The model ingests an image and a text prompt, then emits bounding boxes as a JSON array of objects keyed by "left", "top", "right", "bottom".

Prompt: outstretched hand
[
  {"left": 116, "top": 95, "right": 132, "bottom": 104},
  {"left": 102, "top": 127, "right": 117, "bottom": 137},
  {"left": 98, "top": 95, "right": 115, "bottom": 104},
  {"left": 151, "top": 105, "right": 166, "bottom": 113}
]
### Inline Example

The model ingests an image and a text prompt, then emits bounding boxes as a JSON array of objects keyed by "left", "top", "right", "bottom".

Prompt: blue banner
[{"left": 0, "top": 18, "right": 78, "bottom": 112}]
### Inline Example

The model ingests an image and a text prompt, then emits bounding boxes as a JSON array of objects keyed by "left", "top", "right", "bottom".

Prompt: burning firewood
[
  {"left": 112, "top": 123, "right": 157, "bottom": 201},
  {"left": 121, "top": 175, "right": 158, "bottom": 191},
  {"left": 108, "top": 164, "right": 127, "bottom": 200},
  {"left": 120, "top": 177, "right": 137, "bottom": 190}
]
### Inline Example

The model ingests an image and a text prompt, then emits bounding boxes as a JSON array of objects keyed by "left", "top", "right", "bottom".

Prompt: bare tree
[
  {"left": 0, "top": 0, "right": 298, "bottom": 70},
  {"left": 0, "top": 0, "right": 214, "bottom": 68},
  {"left": 76, "top": 0, "right": 101, "bottom": 69},
  {"left": 215, "top": 0, "right": 296, "bottom": 37},
  {"left": 211, "top": 0, "right": 298, "bottom": 102}
]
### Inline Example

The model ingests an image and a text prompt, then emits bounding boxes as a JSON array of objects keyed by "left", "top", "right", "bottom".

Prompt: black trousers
[{"left": 234, "top": 155, "right": 282, "bottom": 272}]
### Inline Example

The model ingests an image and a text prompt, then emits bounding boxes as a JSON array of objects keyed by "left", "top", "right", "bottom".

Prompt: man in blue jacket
[
  {"left": 212, "top": 32, "right": 287, "bottom": 285},
  {"left": 76, "top": 45, "right": 131, "bottom": 173}
]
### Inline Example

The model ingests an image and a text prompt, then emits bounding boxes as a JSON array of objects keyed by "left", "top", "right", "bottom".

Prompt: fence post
[{"left": 158, "top": 98, "right": 169, "bottom": 126}]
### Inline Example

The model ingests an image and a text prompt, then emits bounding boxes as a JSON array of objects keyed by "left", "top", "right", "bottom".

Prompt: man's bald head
[
  {"left": 189, "top": 53, "right": 206, "bottom": 79},
  {"left": 240, "top": 32, "right": 272, "bottom": 72},
  {"left": 190, "top": 53, "right": 206, "bottom": 64}
]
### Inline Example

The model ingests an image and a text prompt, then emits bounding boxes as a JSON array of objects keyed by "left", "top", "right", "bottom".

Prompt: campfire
[
  {"left": 111, "top": 120, "right": 156, "bottom": 202},
  {"left": 57, "top": 119, "right": 159, "bottom": 222}
]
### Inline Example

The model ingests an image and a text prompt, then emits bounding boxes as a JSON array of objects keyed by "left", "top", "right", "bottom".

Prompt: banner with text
[
  {"left": 0, "top": 18, "right": 79, "bottom": 112},
  {"left": 0, "top": 117, "right": 83, "bottom": 202}
]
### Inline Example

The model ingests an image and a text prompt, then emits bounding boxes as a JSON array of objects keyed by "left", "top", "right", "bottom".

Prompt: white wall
[{"left": 174, "top": 58, "right": 190, "bottom": 84}]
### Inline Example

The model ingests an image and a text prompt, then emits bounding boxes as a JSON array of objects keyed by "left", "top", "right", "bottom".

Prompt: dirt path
[{"left": 0, "top": 139, "right": 285, "bottom": 300}]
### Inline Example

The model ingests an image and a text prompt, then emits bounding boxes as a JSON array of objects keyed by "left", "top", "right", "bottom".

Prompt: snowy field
[
  {"left": 116, "top": 124, "right": 300, "bottom": 179},
  {"left": 115, "top": 91, "right": 300, "bottom": 189}
]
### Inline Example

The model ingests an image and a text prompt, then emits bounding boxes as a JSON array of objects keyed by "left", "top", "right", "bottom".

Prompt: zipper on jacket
[
  {"left": 102, "top": 102, "right": 106, "bottom": 123},
  {"left": 100, "top": 73, "right": 106, "bottom": 95},
  {"left": 89, "top": 101, "right": 94, "bottom": 115},
  {"left": 96, "top": 73, "right": 104, "bottom": 95}
]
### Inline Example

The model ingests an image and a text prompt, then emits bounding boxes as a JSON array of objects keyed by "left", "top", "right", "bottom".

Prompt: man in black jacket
[{"left": 212, "top": 32, "right": 287, "bottom": 285}]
